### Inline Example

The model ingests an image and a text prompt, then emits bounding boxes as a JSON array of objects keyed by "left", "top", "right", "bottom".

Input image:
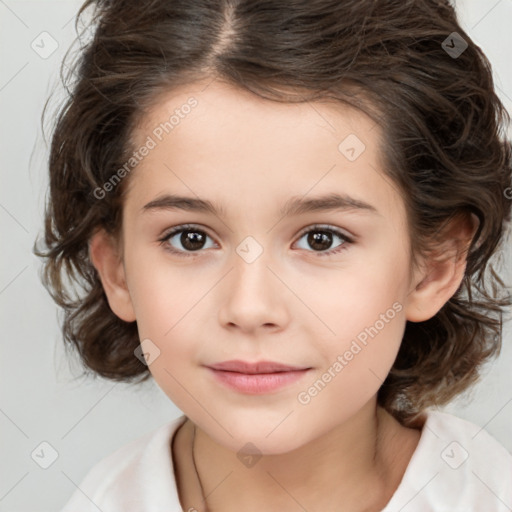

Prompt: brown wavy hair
[{"left": 34, "top": 0, "right": 512, "bottom": 425}]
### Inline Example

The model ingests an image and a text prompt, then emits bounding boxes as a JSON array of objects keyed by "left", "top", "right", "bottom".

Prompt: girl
[{"left": 35, "top": 0, "right": 512, "bottom": 510}]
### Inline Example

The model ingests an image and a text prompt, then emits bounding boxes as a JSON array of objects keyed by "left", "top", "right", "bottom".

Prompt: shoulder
[
  {"left": 60, "top": 414, "right": 187, "bottom": 512},
  {"left": 383, "top": 410, "right": 512, "bottom": 512}
]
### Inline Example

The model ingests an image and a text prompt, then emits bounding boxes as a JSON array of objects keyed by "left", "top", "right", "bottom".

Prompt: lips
[
  {"left": 206, "top": 360, "right": 310, "bottom": 374},
  {"left": 205, "top": 360, "right": 312, "bottom": 394}
]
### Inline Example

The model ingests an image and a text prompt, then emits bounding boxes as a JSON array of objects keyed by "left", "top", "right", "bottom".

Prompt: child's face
[{"left": 112, "top": 79, "right": 423, "bottom": 453}]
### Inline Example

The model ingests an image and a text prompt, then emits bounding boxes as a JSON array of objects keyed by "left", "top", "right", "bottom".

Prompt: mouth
[
  {"left": 207, "top": 359, "right": 311, "bottom": 373},
  {"left": 204, "top": 360, "right": 312, "bottom": 394}
]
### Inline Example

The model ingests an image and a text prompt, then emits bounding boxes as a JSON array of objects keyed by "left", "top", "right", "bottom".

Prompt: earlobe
[
  {"left": 405, "top": 213, "right": 477, "bottom": 323},
  {"left": 404, "top": 253, "right": 467, "bottom": 322},
  {"left": 88, "top": 228, "right": 136, "bottom": 322}
]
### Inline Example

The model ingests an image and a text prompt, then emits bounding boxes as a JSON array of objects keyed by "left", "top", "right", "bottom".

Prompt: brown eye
[
  {"left": 307, "top": 230, "right": 334, "bottom": 251},
  {"left": 158, "top": 225, "right": 216, "bottom": 256},
  {"left": 294, "top": 225, "right": 353, "bottom": 256},
  {"left": 178, "top": 229, "right": 207, "bottom": 251}
]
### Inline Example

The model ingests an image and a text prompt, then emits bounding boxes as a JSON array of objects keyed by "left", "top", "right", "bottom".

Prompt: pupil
[
  {"left": 309, "top": 231, "right": 332, "bottom": 251},
  {"left": 182, "top": 230, "right": 204, "bottom": 250}
]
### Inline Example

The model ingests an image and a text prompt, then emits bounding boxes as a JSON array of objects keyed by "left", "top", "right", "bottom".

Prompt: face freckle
[{"left": 118, "top": 78, "right": 417, "bottom": 454}]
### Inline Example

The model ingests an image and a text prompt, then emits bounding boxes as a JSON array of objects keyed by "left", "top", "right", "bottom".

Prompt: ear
[
  {"left": 405, "top": 213, "right": 478, "bottom": 322},
  {"left": 88, "top": 228, "right": 136, "bottom": 322}
]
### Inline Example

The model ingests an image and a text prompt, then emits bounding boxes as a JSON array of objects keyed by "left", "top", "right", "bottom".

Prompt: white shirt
[{"left": 60, "top": 410, "right": 512, "bottom": 511}]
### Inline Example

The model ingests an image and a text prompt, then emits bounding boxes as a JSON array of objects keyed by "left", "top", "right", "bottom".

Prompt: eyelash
[{"left": 157, "top": 223, "right": 353, "bottom": 258}]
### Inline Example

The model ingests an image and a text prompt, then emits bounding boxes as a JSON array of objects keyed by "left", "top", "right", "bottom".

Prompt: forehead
[
  {"left": 126, "top": 79, "right": 404, "bottom": 225},
  {"left": 134, "top": 79, "right": 375, "bottom": 151}
]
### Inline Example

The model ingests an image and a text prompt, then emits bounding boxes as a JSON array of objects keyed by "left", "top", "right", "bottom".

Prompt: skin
[{"left": 90, "top": 78, "right": 473, "bottom": 511}]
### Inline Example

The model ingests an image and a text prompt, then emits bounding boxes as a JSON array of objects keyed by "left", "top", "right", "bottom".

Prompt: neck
[{"left": 175, "top": 399, "right": 421, "bottom": 512}]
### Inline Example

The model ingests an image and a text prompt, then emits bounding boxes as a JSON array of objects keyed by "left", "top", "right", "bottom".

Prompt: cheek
[
  {"left": 304, "top": 257, "right": 408, "bottom": 398},
  {"left": 124, "top": 250, "right": 211, "bottom": 402},
  {"left": 295, "top": 297, "right": 406, "bottom": 429},
  {"left": 131, "top": 276, "right": 202, "bottom": 412},
  {"left": 305, "top": 253, "right": 408, "bottom": 345},
  {"left": 125, "top": 244, "right": 198, "bottom": 334}
]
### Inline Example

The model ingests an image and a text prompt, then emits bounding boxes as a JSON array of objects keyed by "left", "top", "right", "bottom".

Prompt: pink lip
[{"left": 205, "top": 360, "right": 311, "bottom": 394}]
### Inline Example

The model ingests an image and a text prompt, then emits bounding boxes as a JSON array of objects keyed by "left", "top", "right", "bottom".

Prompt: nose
[{"left": 217, "top": 248, "right": 290, "bottom": 334}]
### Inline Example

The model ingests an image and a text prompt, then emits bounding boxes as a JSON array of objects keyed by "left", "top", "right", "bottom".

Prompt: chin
[
  {"left": 223, "top": 431, "right": 306, "bottom": 456},
  {"left": 197, "top": 411, "right": 315, "bottom": 456}
]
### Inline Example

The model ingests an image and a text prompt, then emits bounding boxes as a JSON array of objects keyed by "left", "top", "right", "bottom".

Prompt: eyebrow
[{"left": 141, "top": 192, "right": 379, "bottom": 217}]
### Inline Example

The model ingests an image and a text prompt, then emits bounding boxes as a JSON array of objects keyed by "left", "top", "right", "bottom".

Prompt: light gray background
[{"left": 1, "top": 1, "right": 511, "bottom": 510}]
